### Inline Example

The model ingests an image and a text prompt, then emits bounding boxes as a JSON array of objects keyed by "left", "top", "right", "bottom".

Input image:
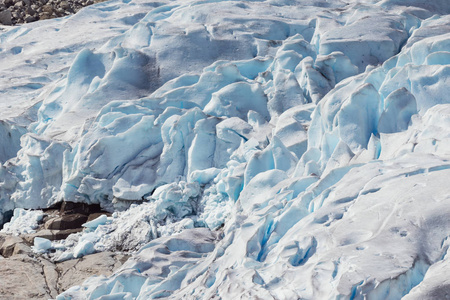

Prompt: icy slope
[
  {"left": 0, "top": 0, "right": 417, "bottom": 216},
  {"left": 0, "top": 0, "right": 449, "bottom": 299}
]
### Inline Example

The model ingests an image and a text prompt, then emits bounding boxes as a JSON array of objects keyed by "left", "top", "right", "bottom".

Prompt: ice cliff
[{"left": 0, "top": 0, "right": 449, "bottom": 298}]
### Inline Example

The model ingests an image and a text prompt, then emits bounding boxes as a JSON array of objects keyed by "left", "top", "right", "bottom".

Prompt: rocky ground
[
  {"left": 0, "top": 241, "right": 128, "bottom": 299},
  {"left": 0, "top": 0, "right": 103, "bottom": 25},
  {"left": 24, "top": 201, "right": 111, "bottom": 243},
  {"left": 0, "top": 202, "right": 127, "bottom": 299}
]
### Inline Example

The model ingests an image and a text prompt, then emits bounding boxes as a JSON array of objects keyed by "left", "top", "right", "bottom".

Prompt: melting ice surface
[{"left": 0, "top": 0, "right": 450, "bottom": 298}]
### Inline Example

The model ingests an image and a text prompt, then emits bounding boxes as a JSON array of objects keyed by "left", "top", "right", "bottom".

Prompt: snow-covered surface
[
  {"left": 0, "top": 0, "right": 449, "bottom": 298},
  {"left": 1, "top": 208, "right": 44, "bottom": 235}
]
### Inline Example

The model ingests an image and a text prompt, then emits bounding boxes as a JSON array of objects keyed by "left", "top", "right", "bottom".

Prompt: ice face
[
  {"left": 0, "top": 0, "right": 449, "bottom": 299},
  {"left": 1, "top": 0, "right": 423, "bottom": 212}
]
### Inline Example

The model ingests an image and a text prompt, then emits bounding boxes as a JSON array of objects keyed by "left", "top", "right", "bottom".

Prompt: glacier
[{"left": 0, "top": 0, "right": 449, "bottom": 298}]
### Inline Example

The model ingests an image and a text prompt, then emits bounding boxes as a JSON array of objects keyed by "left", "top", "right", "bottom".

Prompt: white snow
[
  {"left": 0, "top": 0, "right": 449, "bottom": 298},
  {"left": 1, "top": 208, "right": 44, "bottom": 235}
]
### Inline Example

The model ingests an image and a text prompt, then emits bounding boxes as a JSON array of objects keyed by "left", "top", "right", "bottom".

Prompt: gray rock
[
  {"left": 24, "top": 14, "right": 35, "bottom": 22},
  {"left": 56, "top": 252, "right": 129, "bottom": 292},
  {"left": 26, "top": 6, "right": 35, "bottom": 15},
  {"left": 45, "top": 214, "right": 88, "bottom": 230},
  {"left": 0, "top": 250, "right": 128, "bottom": 298},
  {"left": 0, "top": 9, "right": 12, "bottom": 25},
  {"left": 59, "top": 0, "right": 68, "bottom": 9},
  {"left": 40, "top": 257, "right": 60, "bottom": 296},
  {"left": 11, "top": 241, "right": 32, "bottom": 256},
  {"left": 0, "top": 235, "right": 28, "bottom": 258},
  {"left": 0, "top": 255, "right": 54, "bottom": 299},
  {"left": 23, "top": 228, "right": 83, "bottom": 243},
  {"left": 16, "top": 10, "right": 24, "bottom": 18},
  {"left": 60, "top": 201, "right": 103, "bottom": 216},
  {"left": 39, "top": 12, "right": 51, "bottom": 19},
  {"left": 41, "top": 4, "right": 52, "bottom": 13}
]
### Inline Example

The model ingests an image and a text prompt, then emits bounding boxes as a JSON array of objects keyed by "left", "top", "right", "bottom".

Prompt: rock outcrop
[
  {"left": 17, "top": 201, "right": 111, "bottom": 242},
  {"left": 0, "top": 234, "right": 128, "bottom": 299},
  {"left": 0, "top": 202, "right": 121, "bottom": 299}
]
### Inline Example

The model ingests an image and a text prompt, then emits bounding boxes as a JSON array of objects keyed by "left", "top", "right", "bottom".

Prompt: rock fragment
[{"left": 0, "top": 9, "right": 12, "bottom": 25}]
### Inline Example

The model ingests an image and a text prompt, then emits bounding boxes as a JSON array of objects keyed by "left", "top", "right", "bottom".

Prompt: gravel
[{"left": 0, "top": 0, "right": 102, "bottom": 25}]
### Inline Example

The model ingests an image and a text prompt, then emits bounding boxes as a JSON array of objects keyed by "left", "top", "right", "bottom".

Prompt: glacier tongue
[{"left": 0, "top": 0, "right": 449, "bottom": 298}]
